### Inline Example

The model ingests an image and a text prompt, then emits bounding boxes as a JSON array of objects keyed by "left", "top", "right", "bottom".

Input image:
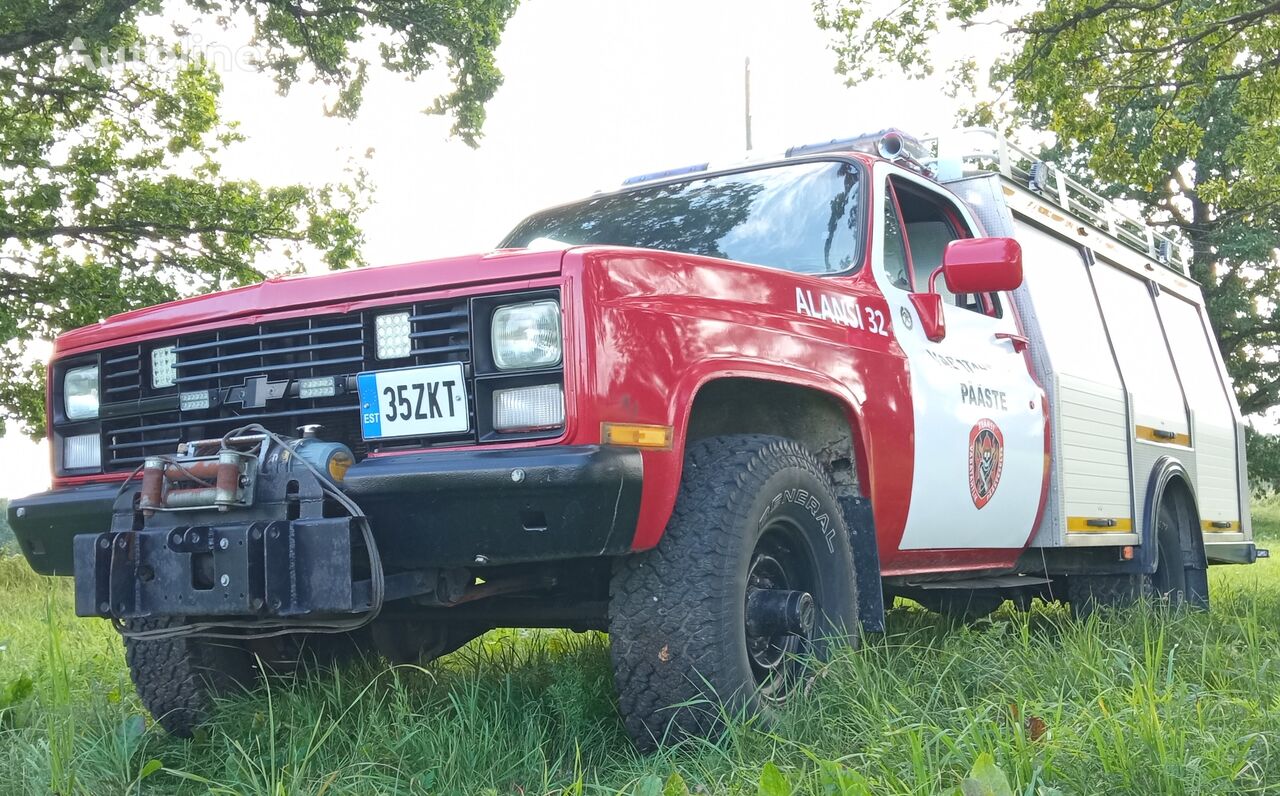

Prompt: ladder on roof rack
[{"left": 920, "top": 128, "right": 1191, "bottom": 277}]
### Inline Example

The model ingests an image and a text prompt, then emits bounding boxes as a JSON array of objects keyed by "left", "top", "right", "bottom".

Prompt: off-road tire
[
  {"left": 1069, "top": 488, "right": 1209, "bottom": 618},
  {"left": 608, "top": 434, "right": 858, "bottom": 750},
  {"left": 1151, "top": 490, "right": 1210, "bottom": 609},
  {"left": 124, "top": 618, "right": 255, "bottom": 737},
  {"left": 1067, "top": 571, "right": 1151, "bottom": 619}
]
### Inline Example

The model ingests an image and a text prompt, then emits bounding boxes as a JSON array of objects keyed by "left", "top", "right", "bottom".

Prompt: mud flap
[{"left": 839, "top": 496, "right": 885, "bottom": 633}]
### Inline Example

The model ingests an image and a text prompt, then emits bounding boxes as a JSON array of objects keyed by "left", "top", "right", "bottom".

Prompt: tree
[
  {"left": 814, "top": 0, "right": 1280, "bottom": 415},
  {"left": 0, "top": 0, "right": 518, "bottom": 436}
]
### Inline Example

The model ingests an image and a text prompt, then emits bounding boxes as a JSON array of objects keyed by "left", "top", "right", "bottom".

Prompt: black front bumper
[{"left": 9, "top": 444, "right": 644, "bottom": 577}]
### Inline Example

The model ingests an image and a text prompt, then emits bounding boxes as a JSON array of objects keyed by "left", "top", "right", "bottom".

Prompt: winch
[
  {"left": 137, "top": 429, "right": 354, "bottom": 514},
  {"left": 73, "top": 425, "right": 375, "bottom": 626}
]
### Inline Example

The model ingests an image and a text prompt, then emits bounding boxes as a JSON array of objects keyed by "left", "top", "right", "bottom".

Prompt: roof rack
[{"left": 921, "top": 128, "right": 1191, "bottom": 276}]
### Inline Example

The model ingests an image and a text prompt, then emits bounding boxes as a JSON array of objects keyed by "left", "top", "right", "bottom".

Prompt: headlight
[
  {"left": 63, "top": 433, "right": 101, "bottom": 470},
  {"left": 64, "top": 364, "right": 99, "bottom": 420},
  {"left": 375, "top": 311, "right": 412, "bottom": 360},
  {"left": 492, "top": 383, "right": 565, "bottom": 432},
  {"left": 491, "top": 300, "right": 562, "bottom": 370}
]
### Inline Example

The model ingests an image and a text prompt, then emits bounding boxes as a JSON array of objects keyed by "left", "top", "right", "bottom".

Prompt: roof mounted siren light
[
  {"left": 877, "top": 131, "right": 907, "bottom": 159},
  {"left": 785, "top": 128, "right": 931, "bottom": 175}
]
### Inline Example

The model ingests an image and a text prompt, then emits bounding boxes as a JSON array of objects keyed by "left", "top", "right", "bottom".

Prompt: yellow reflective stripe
[
  {"left": 1135, "top": 425, "right": 1191, "bottom": 446},
  {"left": 1067, "top": 516, "right": 1135, "bottom": 533},
  {"left": 1201, "top": 520, "right": 1241, "bottom": 532}
]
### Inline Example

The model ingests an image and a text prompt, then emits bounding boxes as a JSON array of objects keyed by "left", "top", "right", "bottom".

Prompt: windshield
[{"left": 500, "top": 160, "right": 864, "bottom": 275}]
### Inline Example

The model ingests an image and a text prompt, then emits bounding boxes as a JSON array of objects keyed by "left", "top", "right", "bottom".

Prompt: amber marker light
[
  {"left": 602, "top": 423, "right": 673, "bottom": 449},
  {"left": 1121, "top": 546, "right": 1135, "bottom": 561}
]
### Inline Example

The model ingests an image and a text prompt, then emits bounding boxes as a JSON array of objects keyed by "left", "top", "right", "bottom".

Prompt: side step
[{"left": 903, "top": 574, "right": 1053, "bottom": 590}]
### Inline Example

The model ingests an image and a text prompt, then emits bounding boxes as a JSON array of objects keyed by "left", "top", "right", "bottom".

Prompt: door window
[
  {"left": 883, "top": 183, "right": 911, "bottom": 291},
  {"left": 889, "top": 179, "right": 1001, "bottom": 317}
]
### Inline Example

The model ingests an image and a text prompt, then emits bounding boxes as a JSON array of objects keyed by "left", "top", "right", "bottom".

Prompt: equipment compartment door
[{"left": 874, "top": 171, "right": 1047, "bottom": 550}]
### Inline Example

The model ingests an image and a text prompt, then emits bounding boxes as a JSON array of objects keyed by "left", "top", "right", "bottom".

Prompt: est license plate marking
[{"left": 357, "top": 363, "right": 469, "bottom": 440}]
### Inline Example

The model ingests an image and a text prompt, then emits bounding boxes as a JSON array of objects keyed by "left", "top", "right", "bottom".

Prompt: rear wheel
[
  {"left": 1069, "top": 486, "right": 1208, "bottom": 618},
  {"left": 608, "top": 434, "right": 858, "bottom": 750},
  {"left": 1151, "top": 490, "right": 1209, "bottom": 608},
  {"left": 124, "top": 618, "right": 256, "bottom": 737},
  {"left": 1067, "top": 571, "right": 1150, "bottom": 619}
]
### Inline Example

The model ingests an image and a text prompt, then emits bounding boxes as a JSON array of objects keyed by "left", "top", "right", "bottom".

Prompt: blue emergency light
[{"left": 621, "top": 162, "right": 710, "bottom": 186}]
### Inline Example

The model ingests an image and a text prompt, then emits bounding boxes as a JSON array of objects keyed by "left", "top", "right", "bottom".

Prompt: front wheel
[
  {"left": 124, "top": 618, "right": 256, "bottom": 737},
  {"left": 608, "top": 435, "right": 858, "bottom": 750}
]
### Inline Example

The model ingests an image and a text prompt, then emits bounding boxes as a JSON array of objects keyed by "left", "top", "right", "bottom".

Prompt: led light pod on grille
[
  {"left": 179, "top": 390, "right": 211, "bottom": 411},
  {"left": 375, "top": 312, "right": 412, "bottom": 360},
  {"left": 298, "top": 376, "right": 338, "bottom": 399},
  {"left": 151, "top": 345, "right": 177, "bottom": 388}
]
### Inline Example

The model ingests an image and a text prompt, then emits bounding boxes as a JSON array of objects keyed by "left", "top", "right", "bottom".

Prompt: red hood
[{"left": 55, "top": 248, "right": 565, "bottom": 355}]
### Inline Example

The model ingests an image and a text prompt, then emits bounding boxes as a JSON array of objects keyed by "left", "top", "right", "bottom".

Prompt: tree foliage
[
  {"left": 0, "top": 0, "right": 518, "bottom": 436},
  {"left": 814, "top": 0, "right": 1280, "bottom": 415}
]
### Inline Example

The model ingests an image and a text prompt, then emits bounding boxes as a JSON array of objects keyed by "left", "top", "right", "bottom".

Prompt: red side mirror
[{"left": 941, "top": 238, "right": 1023, "bottom": 294}]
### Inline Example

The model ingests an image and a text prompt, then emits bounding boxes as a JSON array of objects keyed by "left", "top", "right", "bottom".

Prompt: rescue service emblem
[{"left": 967, "top": 418, "right": 1004, "bottom": 509}]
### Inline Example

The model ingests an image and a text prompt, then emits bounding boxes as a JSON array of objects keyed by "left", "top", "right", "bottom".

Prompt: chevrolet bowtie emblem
[{"left": 227, "top": 375, "right": 290, "bottom": 409}]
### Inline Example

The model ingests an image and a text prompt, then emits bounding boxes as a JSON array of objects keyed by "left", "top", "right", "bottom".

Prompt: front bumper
[{"left": 9, "top": 444, "right": 644, "bottom": 577}]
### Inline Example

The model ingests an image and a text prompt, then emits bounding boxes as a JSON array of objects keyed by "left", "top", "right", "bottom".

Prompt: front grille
[
  {"left": 102, "top": 348, "right": 143, "bottom": 403},
  {"left": 99, "top": 297, "right": 475, "bottom": 471}
]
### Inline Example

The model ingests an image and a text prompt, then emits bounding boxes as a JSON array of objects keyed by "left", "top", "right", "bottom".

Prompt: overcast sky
[{"left": 1, "top": 0, "right": 997, "bottom": 498}]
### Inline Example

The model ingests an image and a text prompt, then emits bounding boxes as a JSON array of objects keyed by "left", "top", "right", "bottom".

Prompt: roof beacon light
[
  {"left": 876, "top": 131, "right": 906, "bottom": 159},
  {"left": 621, "top": 162, "right": 710, "bottom": 186},
  {"left": 784, "top": 128, "right": 928, "bottom": 164}
]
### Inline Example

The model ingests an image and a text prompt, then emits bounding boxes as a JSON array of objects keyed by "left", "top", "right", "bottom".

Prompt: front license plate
[{"left": 357, "top": 363, "right": 469, "bottom": 440}]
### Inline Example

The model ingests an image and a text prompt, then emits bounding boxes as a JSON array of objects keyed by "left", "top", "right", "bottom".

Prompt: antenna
[{"left": 744, "top": 57, "right": 753, "bottom": 151}]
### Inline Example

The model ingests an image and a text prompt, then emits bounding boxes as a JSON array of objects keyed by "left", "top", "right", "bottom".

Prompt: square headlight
[
  {"left": 63, "top": 433, "right": 102, "bottom": 470},
  {"left": 63, "top": 364, "right": 99, "bottom": 420},
  {"left": 491, "top": 300, "right": 562, "bottom": 370}
]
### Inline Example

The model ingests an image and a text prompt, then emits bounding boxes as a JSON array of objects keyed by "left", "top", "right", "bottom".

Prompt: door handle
[{"left": 995, "top": 332, "right": 1030, "bottom": 352}]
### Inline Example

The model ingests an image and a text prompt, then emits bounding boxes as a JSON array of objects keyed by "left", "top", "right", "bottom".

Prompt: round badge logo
[
  {"left": 968, "top": 418, "right": 1004, "bottom": 509},
  {"left": 899, "top": 306, "right": 914, "bottom": 330}
]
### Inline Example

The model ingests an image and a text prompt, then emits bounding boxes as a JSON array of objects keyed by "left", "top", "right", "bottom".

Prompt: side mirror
[{"left": 941, "top": 237, "right": 1023, "bottom": 293}]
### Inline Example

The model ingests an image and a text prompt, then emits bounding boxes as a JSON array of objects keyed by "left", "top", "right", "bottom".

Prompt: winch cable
[{"left": 113, "top": 423, "right": 386, "bottom": 642}]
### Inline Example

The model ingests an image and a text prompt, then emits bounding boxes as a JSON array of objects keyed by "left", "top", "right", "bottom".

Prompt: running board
[{"left": 904, "top": 574, "right": 1053, "bottom": 590}]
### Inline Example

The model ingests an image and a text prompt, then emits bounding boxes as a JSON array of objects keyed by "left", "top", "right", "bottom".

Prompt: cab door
[{"left": 874, "top": 167, "right": 1047, "bottom": 550}]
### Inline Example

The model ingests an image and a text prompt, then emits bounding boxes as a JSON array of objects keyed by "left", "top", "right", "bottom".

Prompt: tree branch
[{"left": 0, "top": 0, "right": 146, "bottom": 57}]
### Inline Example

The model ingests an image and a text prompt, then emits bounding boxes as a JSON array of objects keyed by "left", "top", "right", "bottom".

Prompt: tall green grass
[{"left": 0, "top": 509, "right": 1277, "bottom": 795}]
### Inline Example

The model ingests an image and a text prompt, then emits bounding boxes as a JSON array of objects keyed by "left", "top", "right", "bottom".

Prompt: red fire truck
[{"left": 9, "top": 128, "right": 1262, "bottom": 749}]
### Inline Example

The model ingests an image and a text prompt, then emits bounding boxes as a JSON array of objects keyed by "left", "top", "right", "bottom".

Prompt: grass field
[{"left": 1, "top": 507, "right": 1278, "bottom": 795}]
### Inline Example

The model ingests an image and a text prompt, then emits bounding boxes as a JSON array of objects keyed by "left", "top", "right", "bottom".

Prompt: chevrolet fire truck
[{"left": 8, "top": 128, "right": 1262, "bottom": 749}]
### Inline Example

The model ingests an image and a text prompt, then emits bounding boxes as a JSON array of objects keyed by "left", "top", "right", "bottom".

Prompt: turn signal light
[{"left": 603, "top": 423, "right": 672, "bottom": 449}]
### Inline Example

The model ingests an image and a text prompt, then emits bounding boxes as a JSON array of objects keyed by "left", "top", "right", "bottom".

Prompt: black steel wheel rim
[{"left": 744, "top": 520, "right": 815, "bottom": 701}]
